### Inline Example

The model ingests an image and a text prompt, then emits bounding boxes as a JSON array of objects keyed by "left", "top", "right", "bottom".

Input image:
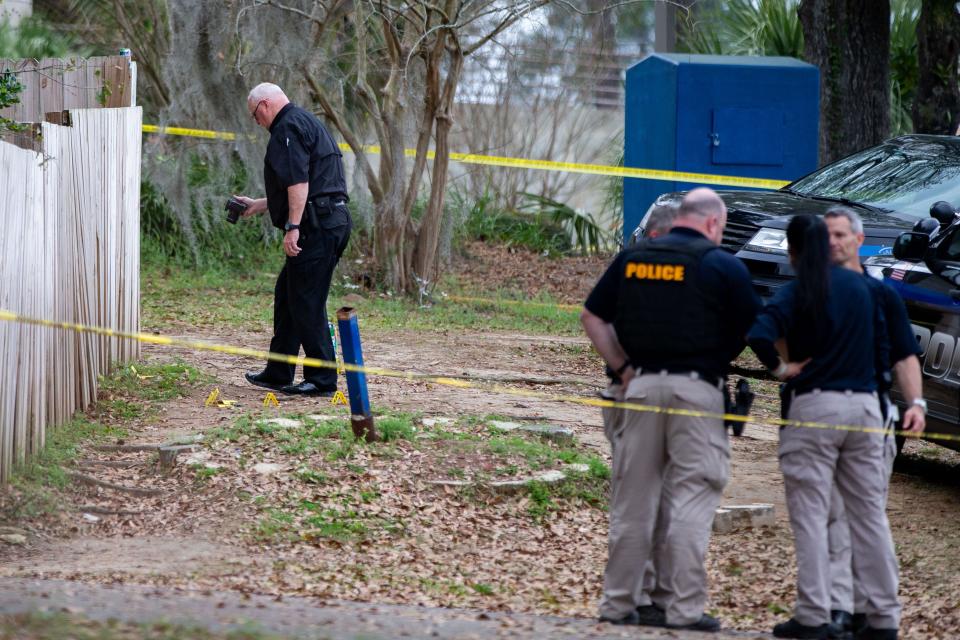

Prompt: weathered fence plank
[{"left": 0, "top": 57, "right": 140, "bottom": 482}]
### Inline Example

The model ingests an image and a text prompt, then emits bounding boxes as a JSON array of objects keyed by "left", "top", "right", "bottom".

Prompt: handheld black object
[
  {"left": 224, "top": 197, "right": 248, "bottom": 224},
  {"left": 724, "top": 378, "right": 755, "bottom": 437}
]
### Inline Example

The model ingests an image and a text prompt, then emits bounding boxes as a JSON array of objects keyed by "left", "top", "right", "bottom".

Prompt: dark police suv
[{"left": 630, "top": 134, "right": 960, "bottom": 452}]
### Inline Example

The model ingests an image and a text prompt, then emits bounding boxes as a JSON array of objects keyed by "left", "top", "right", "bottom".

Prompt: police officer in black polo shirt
[
  {"left": 747, "top": 214, "right": 901, "bottom": 640},
  {"left": 234, "top": 82, "right": 352, "bottom": 396},
  {"left": 582, "top": 188, "right": 760, "bottom": 632},
  {"left": 823, "top": 207, "right": 924, "bottom": 639}
]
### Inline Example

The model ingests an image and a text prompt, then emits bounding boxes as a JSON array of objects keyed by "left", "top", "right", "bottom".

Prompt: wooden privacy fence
[{"left": 0, "top": 56, "right": 141, "bottom": 482}]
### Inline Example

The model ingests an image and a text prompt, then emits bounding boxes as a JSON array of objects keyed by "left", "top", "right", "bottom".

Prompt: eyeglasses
[{"left": 251, "top": 100, "right": 265, "bottom": 122}]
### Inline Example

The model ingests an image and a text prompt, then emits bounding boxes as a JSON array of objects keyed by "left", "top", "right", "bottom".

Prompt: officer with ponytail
[
  {"left": 747, "top": 214, "right": 900, "bottom": 640},
  {"left": 582, "top": 188, "right": 760, "bottom": 632}
]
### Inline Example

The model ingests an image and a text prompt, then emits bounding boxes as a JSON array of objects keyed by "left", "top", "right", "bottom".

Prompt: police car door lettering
[{"left": 912, "top": 323, "right": 960, "bottom": 383}]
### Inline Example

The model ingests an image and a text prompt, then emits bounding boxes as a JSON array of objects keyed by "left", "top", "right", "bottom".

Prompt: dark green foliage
[
  {"left": 457, "top": 189, "right": 611, "bottom": 255},
  {"left": 457, "top": 189, "right": 570, "bottom": 255},
  {"left": 679, "top": 0, "right": 921, "bottom": 138},
  {"left": 141, "top": 155, "right": 281, "bottom": 271},
  {"left": 678, "top": 0, "right": 804, "bottom": 58},
  {"left": 0, "top": 15, "right": 89, "bottom": 59},
  {"left": 0, "top": 68, "right": 24, "bottom": 134},
  {"left": 519, "top": 193, "right": 611, "bottom": 255}
]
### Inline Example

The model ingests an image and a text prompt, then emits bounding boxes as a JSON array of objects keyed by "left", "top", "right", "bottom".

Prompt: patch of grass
[
  {"left": 296, "top": 468, "right": 329, "bottom": 485},
  {"left": 470, "top": 582, "right": 495, "bottom": 595},
  {"left": 298, "top": 500, "right": 402, "bottom": 542},
  {"left": 327, "top": 440, "right": 358, "bottom": 462},
  {"left": 354, "top": 291, "right": 582, "bottom": 336},
  {"left": 526, "top": 480, "right": 556, "bottom": 520},
  {"left": 141, "top": 257, "right": 580, "bottom": 336},
  {"left": 302, "top": 509, "right": 369, "bottom": 541},
  {"left": 0, "top": 611, "right": 285, "bottom": 640},
  {"left": 5, "top": 415, "right": 124, "bottom": 518},
  {"left": 586, "top": 455, "right": 611, "bottom": 480},
  {"left": 98, "top": 398, "right": 144, "bottom": 420},
  {"left": 487, "top": 435, "right": 558, "bottom": 470},
  {"left": 193, "top": 465, "right": 222, "bottom": 481},
  {"left": 252, "top": 509, "right": 296, "bottom": 543},
  {"left": 141, "top": 257, "right": 279, "bottom": 333},
  {"left": 377, "top": 415, "right": 416, "bottom": 442},
  {"left": 100, "top": 361, "right": 214, "bottom": 403},
  {"left": 7, "top": 360, "right": 214, "bottom": 518},
  {"left": 208, "top": 414, "right": 257, "bottom": 443}
]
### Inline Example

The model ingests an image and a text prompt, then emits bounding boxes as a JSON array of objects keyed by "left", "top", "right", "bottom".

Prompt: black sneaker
[
  {"left": 854, "top": 628, "right": 897, "bottom": 640},
  {"left": 773, "top": 618, "right": 829, "bottom": 639},
  {"left": 829, "top": 610, "right": 853, "bottom": 639},
  {"left": 635, "top": 603, "right": 666, "bottom": 627},
  {"left": 667, "top": 613, "right": 721, "bottom": 632},
  {"left": 598, "top": 610, "right": 639, "bottom": 625}
]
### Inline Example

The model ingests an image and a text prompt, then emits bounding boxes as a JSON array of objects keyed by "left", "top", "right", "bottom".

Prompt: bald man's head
[{"left": 674, "top": 188, "right": 727, "bottom": 245}]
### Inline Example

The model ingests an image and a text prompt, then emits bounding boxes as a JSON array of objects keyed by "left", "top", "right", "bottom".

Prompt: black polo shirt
[
  {"left": 748, "top": 265, "right": 887, "bottom": 393},
  {"left": 585, "top": 227, "right": 761, "bottom": 380},
  {"left": 264, "top": 103, "right": 347, "bottom": 230},
  {"left": 867, "top": 275, "right": 921, "bottom": 365}
]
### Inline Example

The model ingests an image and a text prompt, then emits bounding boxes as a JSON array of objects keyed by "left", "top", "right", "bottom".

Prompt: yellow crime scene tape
[
  {"left": 141, "top": 123, "right": 790, "bottom": 190},
  {"left": 1, "top": 308, "right": 955, "bottom": 445}
]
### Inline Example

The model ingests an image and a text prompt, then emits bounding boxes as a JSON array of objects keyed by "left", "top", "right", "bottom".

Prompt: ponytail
[{"left": 787, "top": 214, "right": 831, "bottom": 339}]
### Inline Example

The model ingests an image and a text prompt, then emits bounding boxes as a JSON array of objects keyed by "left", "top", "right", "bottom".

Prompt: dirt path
[{"left": 2, "top": 324, "right": 959, "bottom": 638}]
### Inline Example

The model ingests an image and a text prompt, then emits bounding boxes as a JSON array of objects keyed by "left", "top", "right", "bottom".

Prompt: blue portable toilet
[{"left": 623, "top": 54, "right": 819, "bottom": 237}]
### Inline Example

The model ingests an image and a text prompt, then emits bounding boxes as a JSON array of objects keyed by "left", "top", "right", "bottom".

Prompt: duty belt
[
  {"left": 793, "top": 388, "right": 877, "bottom": 398},
  {"left": 636, "top": 367, "right": 724, "bottom": 391},
  {"left": 309, "top": 195, "right": 347, "bottom": 211}
]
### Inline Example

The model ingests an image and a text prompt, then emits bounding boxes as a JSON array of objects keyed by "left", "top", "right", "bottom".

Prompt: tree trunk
[
  {"left": 412, "top": 43, "right": 464, "bottom": 288},
  {"left": 799, "top": 0, "right": 891, "bottom": 165},
  {"left": 913, "top": 0, "right": 960, "bottom": 134}
]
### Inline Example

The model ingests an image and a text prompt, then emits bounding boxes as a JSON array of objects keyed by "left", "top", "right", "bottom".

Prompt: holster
[
  {"left": 725, "top": 378, "right": 754, "bottom": 437},
  {"left": 304, "top": 196, "right": 331, "bottom": 234}
]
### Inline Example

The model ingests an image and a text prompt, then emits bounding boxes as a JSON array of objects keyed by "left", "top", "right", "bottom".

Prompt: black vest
[{"left": 614, "top": 236, "right": 723, "bottom": 364}]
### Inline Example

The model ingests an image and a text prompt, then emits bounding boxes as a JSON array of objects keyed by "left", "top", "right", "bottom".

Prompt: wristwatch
[
  {"left": 284, "top": 222, "right": 300, "bottom": 232},
  {"left": 911, "top": 398, "right": 927, "bottom": 414}
]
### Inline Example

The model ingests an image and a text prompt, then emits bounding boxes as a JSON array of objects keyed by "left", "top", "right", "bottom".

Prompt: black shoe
[
  {"left": 851, "top": 614, "right": 867, "bottom": 634},
  {"left": 280, "top": 381, "right": 335, "bottom": 397},
  {"left": 245, "top": 370, "right": 288, "bottom": 392},
  {"left": 667, "top": 613, "right": 721, "bottom": 632},
  {"left": 635, "top": 603, "right": 667, "bottom": 627},
  {"left": 854, "top": 628, "right": 897, "bottom": 640},
  {"left": 773, "top": 618, "right": 829, "bottom": 639},
  {"left": 598, "top": 610, "right": 639, "bottom": 625},
  {"left": 829, "top": 610, "right": 853, "bottom": 638}
]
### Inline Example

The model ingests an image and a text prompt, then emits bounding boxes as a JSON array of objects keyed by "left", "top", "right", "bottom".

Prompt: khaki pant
[
  {"left": 828, "top": 406, "right": 898, "bottom": 614},
  {"left": 781, "top": 391, "right": 900, "bottom": 629},
  {"left": 599, "top": 373, "right": 728, "bottom": 626}
]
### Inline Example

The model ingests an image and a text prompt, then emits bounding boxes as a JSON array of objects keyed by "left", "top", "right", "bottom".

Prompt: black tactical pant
[{"left": 262, "top": 203, "right": 352, "bottom": 390}]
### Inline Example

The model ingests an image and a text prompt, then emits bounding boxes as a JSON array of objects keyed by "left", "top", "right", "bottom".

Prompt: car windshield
[{"left": 787, "top": 137, "right": 960, "bottom": 220}]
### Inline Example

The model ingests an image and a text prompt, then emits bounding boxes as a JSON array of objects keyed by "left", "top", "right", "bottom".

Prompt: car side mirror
[
  {"left": 930, "top": 200, "right": 957, "bottom": 225},
  {"left": 892, "top": 231, "right": 930, "bottom": 261}
]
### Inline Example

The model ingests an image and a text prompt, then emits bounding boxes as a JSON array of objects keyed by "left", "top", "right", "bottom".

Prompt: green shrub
[{"left": 456, "top": 189, "right": 571, "bottom": 255}]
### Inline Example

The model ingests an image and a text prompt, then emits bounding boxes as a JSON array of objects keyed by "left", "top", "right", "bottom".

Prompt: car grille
[{"left": 721, "top": 218, "right": 760, "bottom": 253}]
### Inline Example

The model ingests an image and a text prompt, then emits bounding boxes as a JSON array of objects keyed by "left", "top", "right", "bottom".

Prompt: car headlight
[{"left": 744, "top": 228, "right": 789, "bottom": 254}]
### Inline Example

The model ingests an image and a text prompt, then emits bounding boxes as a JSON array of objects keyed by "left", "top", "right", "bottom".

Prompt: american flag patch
[{"left": 891, "top": 269, "right": 905, "bottom": 281}]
